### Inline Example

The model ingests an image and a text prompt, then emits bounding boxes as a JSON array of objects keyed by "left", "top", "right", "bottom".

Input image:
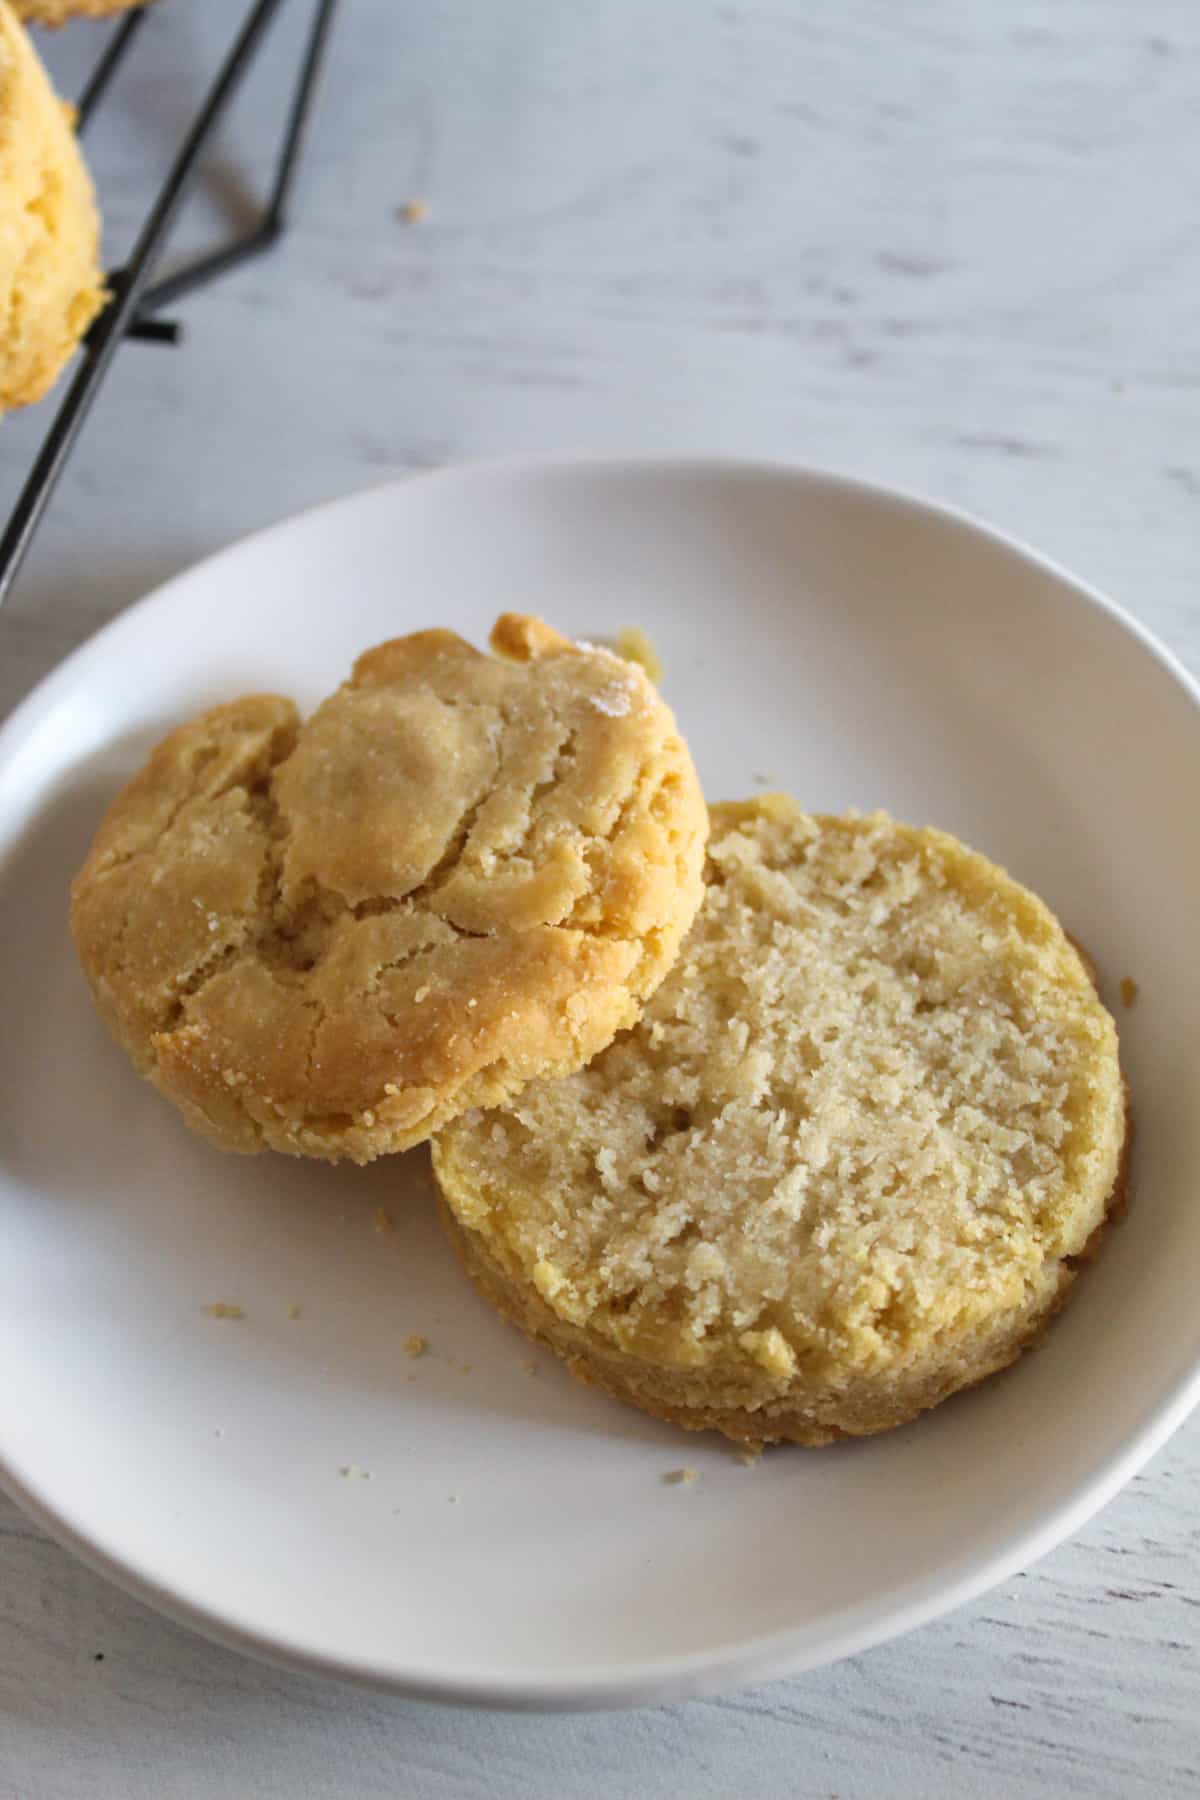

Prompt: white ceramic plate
[{"left": 1, "top": 457, "right": 1198, "bottom": 1710}]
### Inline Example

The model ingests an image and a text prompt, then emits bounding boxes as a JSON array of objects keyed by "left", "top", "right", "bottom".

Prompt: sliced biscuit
[{"left": 434, "top": 797, "right": 1127, "bottom": 1446}]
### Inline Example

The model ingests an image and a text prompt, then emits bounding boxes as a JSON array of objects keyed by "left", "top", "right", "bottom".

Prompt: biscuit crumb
[
  {"left": 523, "top": 1359, "right": 540, "bottom": 1376},
  {"left": 1120, "top": 976, "right": 1139, "bottom": 1008},
  {"left": 204, "top": 1302, "right": 244, "bottom": 1320},
  {"left": 615, "top": 625, "right": 663, "bottom": 685},
  {"left": 736, "top": 1446, "right": 763, "bottom": 1466},
  {"left": 662, "top": 1467, "right": 698, "bottom": 1485},
  {"left": 373, "top": 1206, "right": 394, "bottom": 1233},
  {"left": 400, "top": 198, "right": 427, "bottom": 224},
  {"left": 405, "top": 1334, "right": 429, "bottom": 1357},
  {"left": 287, "top": 1303, "right": 301, "bottom": 1319}
]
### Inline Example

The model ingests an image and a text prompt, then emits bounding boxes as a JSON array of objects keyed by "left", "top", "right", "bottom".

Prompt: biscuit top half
[{"left": 70, "top": 615, "right": 708, "bottom": 1162}]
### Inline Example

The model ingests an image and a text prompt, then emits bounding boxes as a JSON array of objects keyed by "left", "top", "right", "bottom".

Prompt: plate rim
[{"left": 2, "top": 450, "right": 1198, "bottom": 1710}]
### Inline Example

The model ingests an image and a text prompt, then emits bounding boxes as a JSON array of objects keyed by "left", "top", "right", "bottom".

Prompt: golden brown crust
[
  {"left": 11, "top": 0, "right": 149, "bottom": 25},
  {"left": 442, "top": 1097, "right": 1131, "bottom": 1446},
  {"left": 489, "top": 612, "right": 572, "bottom": 662},
  {"left": 70, "top": 619, "right": 708, "bottom": 1163},
  {"left": 0, "top": 3, "right": 105, "bottom": 410},
  {"left": 441, "top": 1196, "right": 1086, "bottom": 1446},
  {"left": 434, "top": 798, "right": 1129, "bottom": 1446}
]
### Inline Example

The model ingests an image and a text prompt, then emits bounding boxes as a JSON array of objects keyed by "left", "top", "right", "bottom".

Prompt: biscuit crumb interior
[{"left": 436, "top": 800, "right": 1126, "bottom": 1388}]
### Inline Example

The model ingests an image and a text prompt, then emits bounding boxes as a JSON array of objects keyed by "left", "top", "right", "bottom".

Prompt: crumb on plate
[{"left": 614, "top": 625, "right": 663, "bottom": 685}]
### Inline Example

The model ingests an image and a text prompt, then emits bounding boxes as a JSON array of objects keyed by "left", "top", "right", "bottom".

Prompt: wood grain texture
[{"left": 2, "top": 0, "right": 1200, "bottom": 1794}]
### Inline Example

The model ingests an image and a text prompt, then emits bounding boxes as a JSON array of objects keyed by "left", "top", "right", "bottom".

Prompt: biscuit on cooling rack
[
  {"left": 12, "top": 2, "right": 150, "bottom": 26},
  {"left": 0, "top": 3, "right": 104, "bottom": 410}
]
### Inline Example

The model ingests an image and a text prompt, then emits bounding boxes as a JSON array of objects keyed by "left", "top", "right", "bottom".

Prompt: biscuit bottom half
[{"left": 432, "top": 798, "right": 1129, "bottom": 1448}]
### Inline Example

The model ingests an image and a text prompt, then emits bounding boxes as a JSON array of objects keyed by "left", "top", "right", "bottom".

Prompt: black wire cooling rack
[{"left": 0, "top": 0, "right": 339, "bottom": 607}]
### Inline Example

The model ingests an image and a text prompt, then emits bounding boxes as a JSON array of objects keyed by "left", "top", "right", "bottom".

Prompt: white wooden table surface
[{"left": 3, "top": 2, "right": 1199, "bottom": 1794}]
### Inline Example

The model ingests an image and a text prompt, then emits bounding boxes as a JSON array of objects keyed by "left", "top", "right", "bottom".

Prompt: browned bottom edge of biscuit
[{"left": 437, "top": 1089, "right": 1133, "bottom": 1452}]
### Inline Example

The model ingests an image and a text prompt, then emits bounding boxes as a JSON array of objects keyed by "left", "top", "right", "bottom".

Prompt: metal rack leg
[
  {"left": 0, "top": 0, "right": 338, "bottom": 610},
  {"left": 139, "top": 0, "right": 338, "bottom": 314},
  {"left": 75, "top": 10, "right": 147, "bottom": 132}
]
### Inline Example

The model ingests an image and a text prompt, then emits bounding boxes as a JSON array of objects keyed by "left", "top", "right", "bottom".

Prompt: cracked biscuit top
[{"left": 70, "top": 614, "right": 708, "bottom": 1163}]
